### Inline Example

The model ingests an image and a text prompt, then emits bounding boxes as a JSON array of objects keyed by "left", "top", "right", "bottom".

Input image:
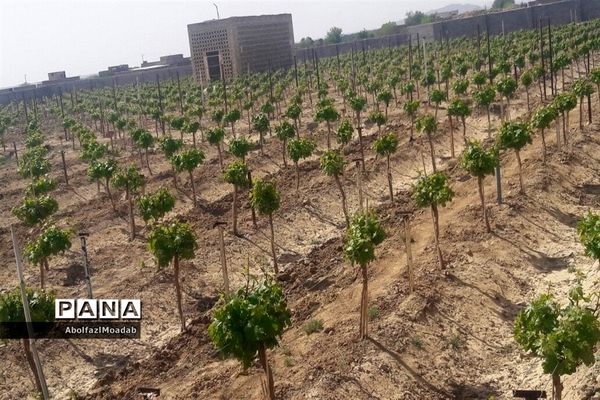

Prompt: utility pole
[{"left": 213, "top": 2, "right": 220, "bottom": 19}]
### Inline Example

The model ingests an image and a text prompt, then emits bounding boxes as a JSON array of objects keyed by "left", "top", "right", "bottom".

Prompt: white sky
[{"left": 0, "top": 0, "right": 494, "bottom": 88}]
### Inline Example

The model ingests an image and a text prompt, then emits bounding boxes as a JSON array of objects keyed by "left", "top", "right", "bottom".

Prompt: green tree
[
  {"left": 349, "top": 95, "right": 368, "bottom": 171},
  {"left": 577, "top": 212, "right": 600, "bottom": 262},
  {"left": 520, "top": 70, "right": 533, "bottom": 111},
  {"left": 403, "top": 99, "right": 420, "bottom": 141},
  {"left": 88, "top": 158, "right": 118, "bottom": 209},
  {"left": 415, "top": 114, "right": 439, "bottom": 172},
  {"left": 137, "top": 187, "right": 176, "bottom": 224},
  {"left": 171, "top": 148, "right": 205, "bottom": 206},
  {"left": 250, "top": 180, "right": 280, "bottom": 273},
  {"left": 223, "top": 161, "right": 250, "bottom": 235},
  {"left": 285, "top": 102, "right": 302, "bottom": 136},
  {"left": 514, "top": 288, "right": 600, "bottom": 400},
  {"left": 287, "top": 138, "right": 316, "bottom": 190},
  {"left": 448, "top": 98, "right": 471, "bottom": 144},
  {"left": 529, "top": 105, "right": 558, "bottom": 163},
  {"left": 336, "top": 119, "right": 354, "bottom": 148},
  {"left": 315, "top": 100, "right": 340, "bottom": 149},
  {"left": 572, "top": 79, "right": 594, "bottom": 130},
  {"left": 12, "top": 195, "right": 58, "bottom": 227},
  {"left": 495, "top": 76, "right": 518, "bottom": 120},
  {"left": 274, "top": 120, "right": 296, "bottom": 167},
  {"left": 183, "top": 119, "right": 200, "bottom": 148},
  {"left": 553, "top": 92, "right": 577, "bottom": 147},
  {"left": 497, "top": 121, "right": 532, "bottom": 193},
  {"left": 377, "top": 90, "right": 393, "bottom": 118},
  {"left": 473, "top": 85, "right": 496, "bottom": 136},
  {"left": 367, "top": 109, "right": 386, "bottom": 135},
  {"left": 344, "top": 212, "right": 385, "bottom": 339},
  {"left": 207, "top": 127, "right": 226, "bottom": 170},
  {"left": 459, "top": 140, "right": 498, "bottom": 232},
  {"left": 320, "top": 150, "right": 349, "bottom": 226},
  {"left": 224, "top": 108, "right": 241, "bottom": 137},
  {"left": 26, "top": 177, "right": 57, "bottom": 197},
  {"left": 229, "top": 136, "right": 253, "bottom": 162},
  {"left": 325, "top": 26, "right": 343, "bottom": 44},
  {"left": 429, "top": 89, "right": 446, "bottom": 120},
  {"left": 412, "top": 172, "right": 454, "bottom": 269},
  {"left": 252, "top": 113, "right": 270, "bottom": 154},
  {"left": 0, "top": 288, "right": 55, "bottom": 394},
  {"left": 148, "top": 222, "right": 197, "bottom": 332},
  {"left": 112, "top": 165, "right": 145, "bottom": 240},
  {"left": 24, "top": 225, "right": 71, "bottom": 288},
  {"left": 208, "top": 278, "right": 291, "bottom": 400},
  {"left": 372, "top": 133, "right": 398, "bottom": 202}
]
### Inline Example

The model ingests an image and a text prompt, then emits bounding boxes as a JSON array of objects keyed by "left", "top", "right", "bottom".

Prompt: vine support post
[{"left": 10, "top": 225, "right": 50, "bottom": 400}]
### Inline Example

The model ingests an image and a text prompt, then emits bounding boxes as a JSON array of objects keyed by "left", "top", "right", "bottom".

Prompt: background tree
[
  {"left": 412, "top": 172, "right": 454, "bottom": 269},
  {"left": 134, "top": 129, "right": 155, "bottom": 174},
  {"left": 520, "top": 70, "right": 533, "bottom": 111},
  {"left": 415, "top": 114, "right": 439, "bottom": 172},
  {"left": 344, "top": 212, "right": 385, "bottom": 340},
  {"left": 514, "top": 287, "right": 600, "bottom": 400},
  {"left": 112, "top": 165, "right": 145, "bottom": 240},
  {"left": 250, "top": 180, "right": 280, "bottom": 273},
  {"left": 171, "top": 148, "right": 205, "bottom": 206},
  {"left": 229, "top": 136, "right": 253, "bottom": 162},
  {"left": 287, "top": 138, "right": 316, "bottom": 190},
  {"left": 207, "top": 127, "right": 226, "bottom": 170},
  {"left": 88, "top": 158, "right": 118, "bottom": 209},
  {"left": 372, "top": 133, "right": 398, "bottom": 202},
  {"left": 349, "top": 95, "right": 367, "bottom": 170},
  {"left": 147, "top": 221, "right": 197, "bottom": 331},
  {"left": 24, "top": 225, "right": 71, "bottom": 288},
  {"left": 429, "top": 89, "right": 446, "bottom": 120},
  {"left": 459, "top": 140, "right": 498, "bottom": 232},
  {"left": 183, "top": 119, "right": 200, "bottom": 147},
  {"left": 224, "top": 161, "right": 250, "bottom": 235},
  {"left": 403, "top": 99, "right": 420, "bottom": 141},
  {"left": 285, "top": 102, "right": 302, "bottom": 137},
  {"left": 325, "top": 26, "right": 343, "bottom": 44},
  {"left": 320, "top": 150, "right": 349, "bottom": 226},
  {"left": 495, "top": 76, "right": 518, "bottom": 120},
  {"left": 137, "top": 187, "right": 176, "bottom": 225},
  {"left": 0, "top": 288, "right": 54, "bottom": 394},
  {"left": 367, "top": 109, "right": 386, "bottom": 135},
  {"left": 553, "top": 92, "right": 577, "bottom": 146},
  {"left": 252, "top": 113, "right": 270, "bottom": 154},
  {"left": 336, "top": 119, "right": 354, "bottom": 148},
  {"left": 497, "top": 121, "right": 532, "bottom": 193},
  {"left": 448, "top": 98, "right": 471, "bottom": 143},
  {"left": 577, "top": 212, "right": 600, "bottom": 262},
  {"left": 315, "top": 99, "right": 340, "bottom": 149},
  {"left": 274, "top": 121, "right": 296, "bottom": 167},
  {"left": 377, "top": 90, "right": 393, "bottom": 118},
  {"left": 12, "top": 195, "right": 58, "bottom": 227},
  {"left": 473, "top": 85, "right": 496, "bottom": 136},
  {"left": 160, "top": 136, "right": 183, "bottom": 186},
  {"left": 529, "top": 105, "right": 558, "bottom": 163},
  {"left": 208, "top": 278, "right": 291, "bottom": 400},
  {"left": 572, "top": 79, "right": 594, "bottom": 130},
  {"left": 224, "top": 108, "right": 241, "bottom": 137}
]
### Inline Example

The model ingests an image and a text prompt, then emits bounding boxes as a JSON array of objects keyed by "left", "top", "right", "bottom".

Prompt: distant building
[
  {"left": 48, "top": 71, "right": 66, "bottom": 81},
  {"left": 187, "top": 14, "right": 294, "bottom": 84},
  {"left": 141, "top": 54, "right": 191, "bottom": 68},
  {"left": 99, "top": 64, "right": 130, "bottom": 77}
]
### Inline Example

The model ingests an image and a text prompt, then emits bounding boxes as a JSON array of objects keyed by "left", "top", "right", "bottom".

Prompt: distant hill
[{"left": 427, "top": 3, "right": 483, "bottom": 15}]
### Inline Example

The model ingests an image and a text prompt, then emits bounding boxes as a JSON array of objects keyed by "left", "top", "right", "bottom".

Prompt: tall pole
[
  {"left": 176, "top": 71, "right": 183, "bottom": 114},
  {"left": 293, "top": 55, "right": 299, "bottom": 88},
  {"left": 487, "top": 24, "right": 502, "bottom": 204},
  {"left": 11, "top": 226, "right": 50, "bottom": 400},
  {"left": 79, "top": 233, "right": 93, "bottom": 298},
  {"left": 539, "top": 19, "right": 547, "bottom": 100},
  {"left": 547, "top": 19, "right": 554, "bottom": 97},
  {"left": 156, "top": 75, "right": 165, "bottom": 135}
]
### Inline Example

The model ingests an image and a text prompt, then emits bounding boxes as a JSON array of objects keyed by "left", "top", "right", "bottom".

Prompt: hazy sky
[{"left": 0, "top": 0, "right": 494, "bottom": 88}]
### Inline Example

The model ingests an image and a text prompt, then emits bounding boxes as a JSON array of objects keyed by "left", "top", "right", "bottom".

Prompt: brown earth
[{"left": 0, "top": 66, "right": 599, "bottom": 400}]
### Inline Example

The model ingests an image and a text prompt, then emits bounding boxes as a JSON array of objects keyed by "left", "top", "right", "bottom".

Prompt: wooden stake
[
  {"left": 215, "top": 222, "right": 230, "bottom": 298},
  {"left": 355, "top": 160, "right": 364, "bottom": 212},
  {"left": 61, "top": 150, "right": 68, "bottom": 185},
  {"left": 11, "top": 225, "right": 50, "bottom": 400},
  {"left": 13, "top": 142, "right": 18, "bottom": 161},
  {"left": 404, "top": 218, "right": 414, "bottom": 293}
]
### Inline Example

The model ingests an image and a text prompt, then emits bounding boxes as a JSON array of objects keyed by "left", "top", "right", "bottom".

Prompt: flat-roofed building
[{"left": 187, "top": 14, "right": 294, "bottom": 84}]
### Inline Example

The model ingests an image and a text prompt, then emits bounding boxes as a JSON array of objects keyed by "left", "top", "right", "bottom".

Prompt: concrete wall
[
  {"left": 0, "top": 64, "right": 192, "bottom": 105},
  {"left": 408, "top": 0, "right": 591, "bottom": 41}
]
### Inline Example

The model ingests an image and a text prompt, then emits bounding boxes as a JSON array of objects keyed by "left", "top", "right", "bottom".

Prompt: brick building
[{"left": 187, "top": 14, "right": 294, "bottom": 84}]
